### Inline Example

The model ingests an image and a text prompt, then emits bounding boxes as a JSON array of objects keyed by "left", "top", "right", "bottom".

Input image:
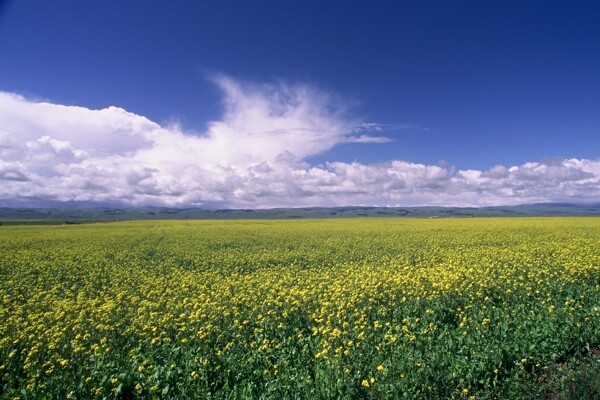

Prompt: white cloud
[
  {"left": 1, "top": 77, "right": 600, "bottom": 208},
  {"left": 344, "top": 135, "right": 392, "bottom": 144},
  {"left": 352, "top": 122, "right": 427, "bottom": 134}
]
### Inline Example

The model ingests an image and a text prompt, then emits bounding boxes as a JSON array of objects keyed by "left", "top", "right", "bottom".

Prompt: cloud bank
[{"left": 1, "top": 77, "right": 599, "bottom": 208}]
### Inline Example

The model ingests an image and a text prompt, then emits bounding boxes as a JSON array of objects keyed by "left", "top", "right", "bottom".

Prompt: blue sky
[{"left": 1, "top": 1, "right": 599, "bottom": 208}]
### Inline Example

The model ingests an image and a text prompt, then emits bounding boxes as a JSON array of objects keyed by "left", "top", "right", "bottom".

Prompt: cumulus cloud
[{"left": 1, "top": 77, "right": 599, "bottom": 208}]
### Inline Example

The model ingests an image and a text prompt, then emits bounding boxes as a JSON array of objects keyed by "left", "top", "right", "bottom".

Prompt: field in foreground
[{"left": 1, "top": 218, "right": 599, "bottom": 399}]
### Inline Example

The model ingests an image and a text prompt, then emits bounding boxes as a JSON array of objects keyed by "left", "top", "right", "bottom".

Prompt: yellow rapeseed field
[{"left": 1, "top": 218, "right": 599, "bottom": 399}]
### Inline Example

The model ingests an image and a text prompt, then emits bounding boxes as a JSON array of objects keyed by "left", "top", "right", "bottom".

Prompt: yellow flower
[
  {"left": 361, "top": 379, "right": 370, "bottom": 388},
  {"left": 377, "top": 364, "right": 384, "bottom": 371}
]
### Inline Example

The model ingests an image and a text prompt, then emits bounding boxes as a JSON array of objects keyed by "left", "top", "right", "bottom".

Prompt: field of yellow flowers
[{"left": 1, "top": 218, "right": 599, "bottom": 399}]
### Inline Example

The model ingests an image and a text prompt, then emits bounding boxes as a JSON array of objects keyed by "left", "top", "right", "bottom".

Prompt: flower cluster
[{"left": 1, "top": 217, "right": 599, "bottom": 398}]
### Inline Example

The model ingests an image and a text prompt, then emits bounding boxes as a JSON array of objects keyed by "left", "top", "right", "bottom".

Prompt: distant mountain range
[{"left": 1, "top": 203, "right": 600, "bottom": 224}]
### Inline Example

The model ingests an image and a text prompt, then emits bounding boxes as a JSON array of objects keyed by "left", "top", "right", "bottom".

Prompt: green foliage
[{"left": 1, "top": 218, "right": 599, "bottom": 399}]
